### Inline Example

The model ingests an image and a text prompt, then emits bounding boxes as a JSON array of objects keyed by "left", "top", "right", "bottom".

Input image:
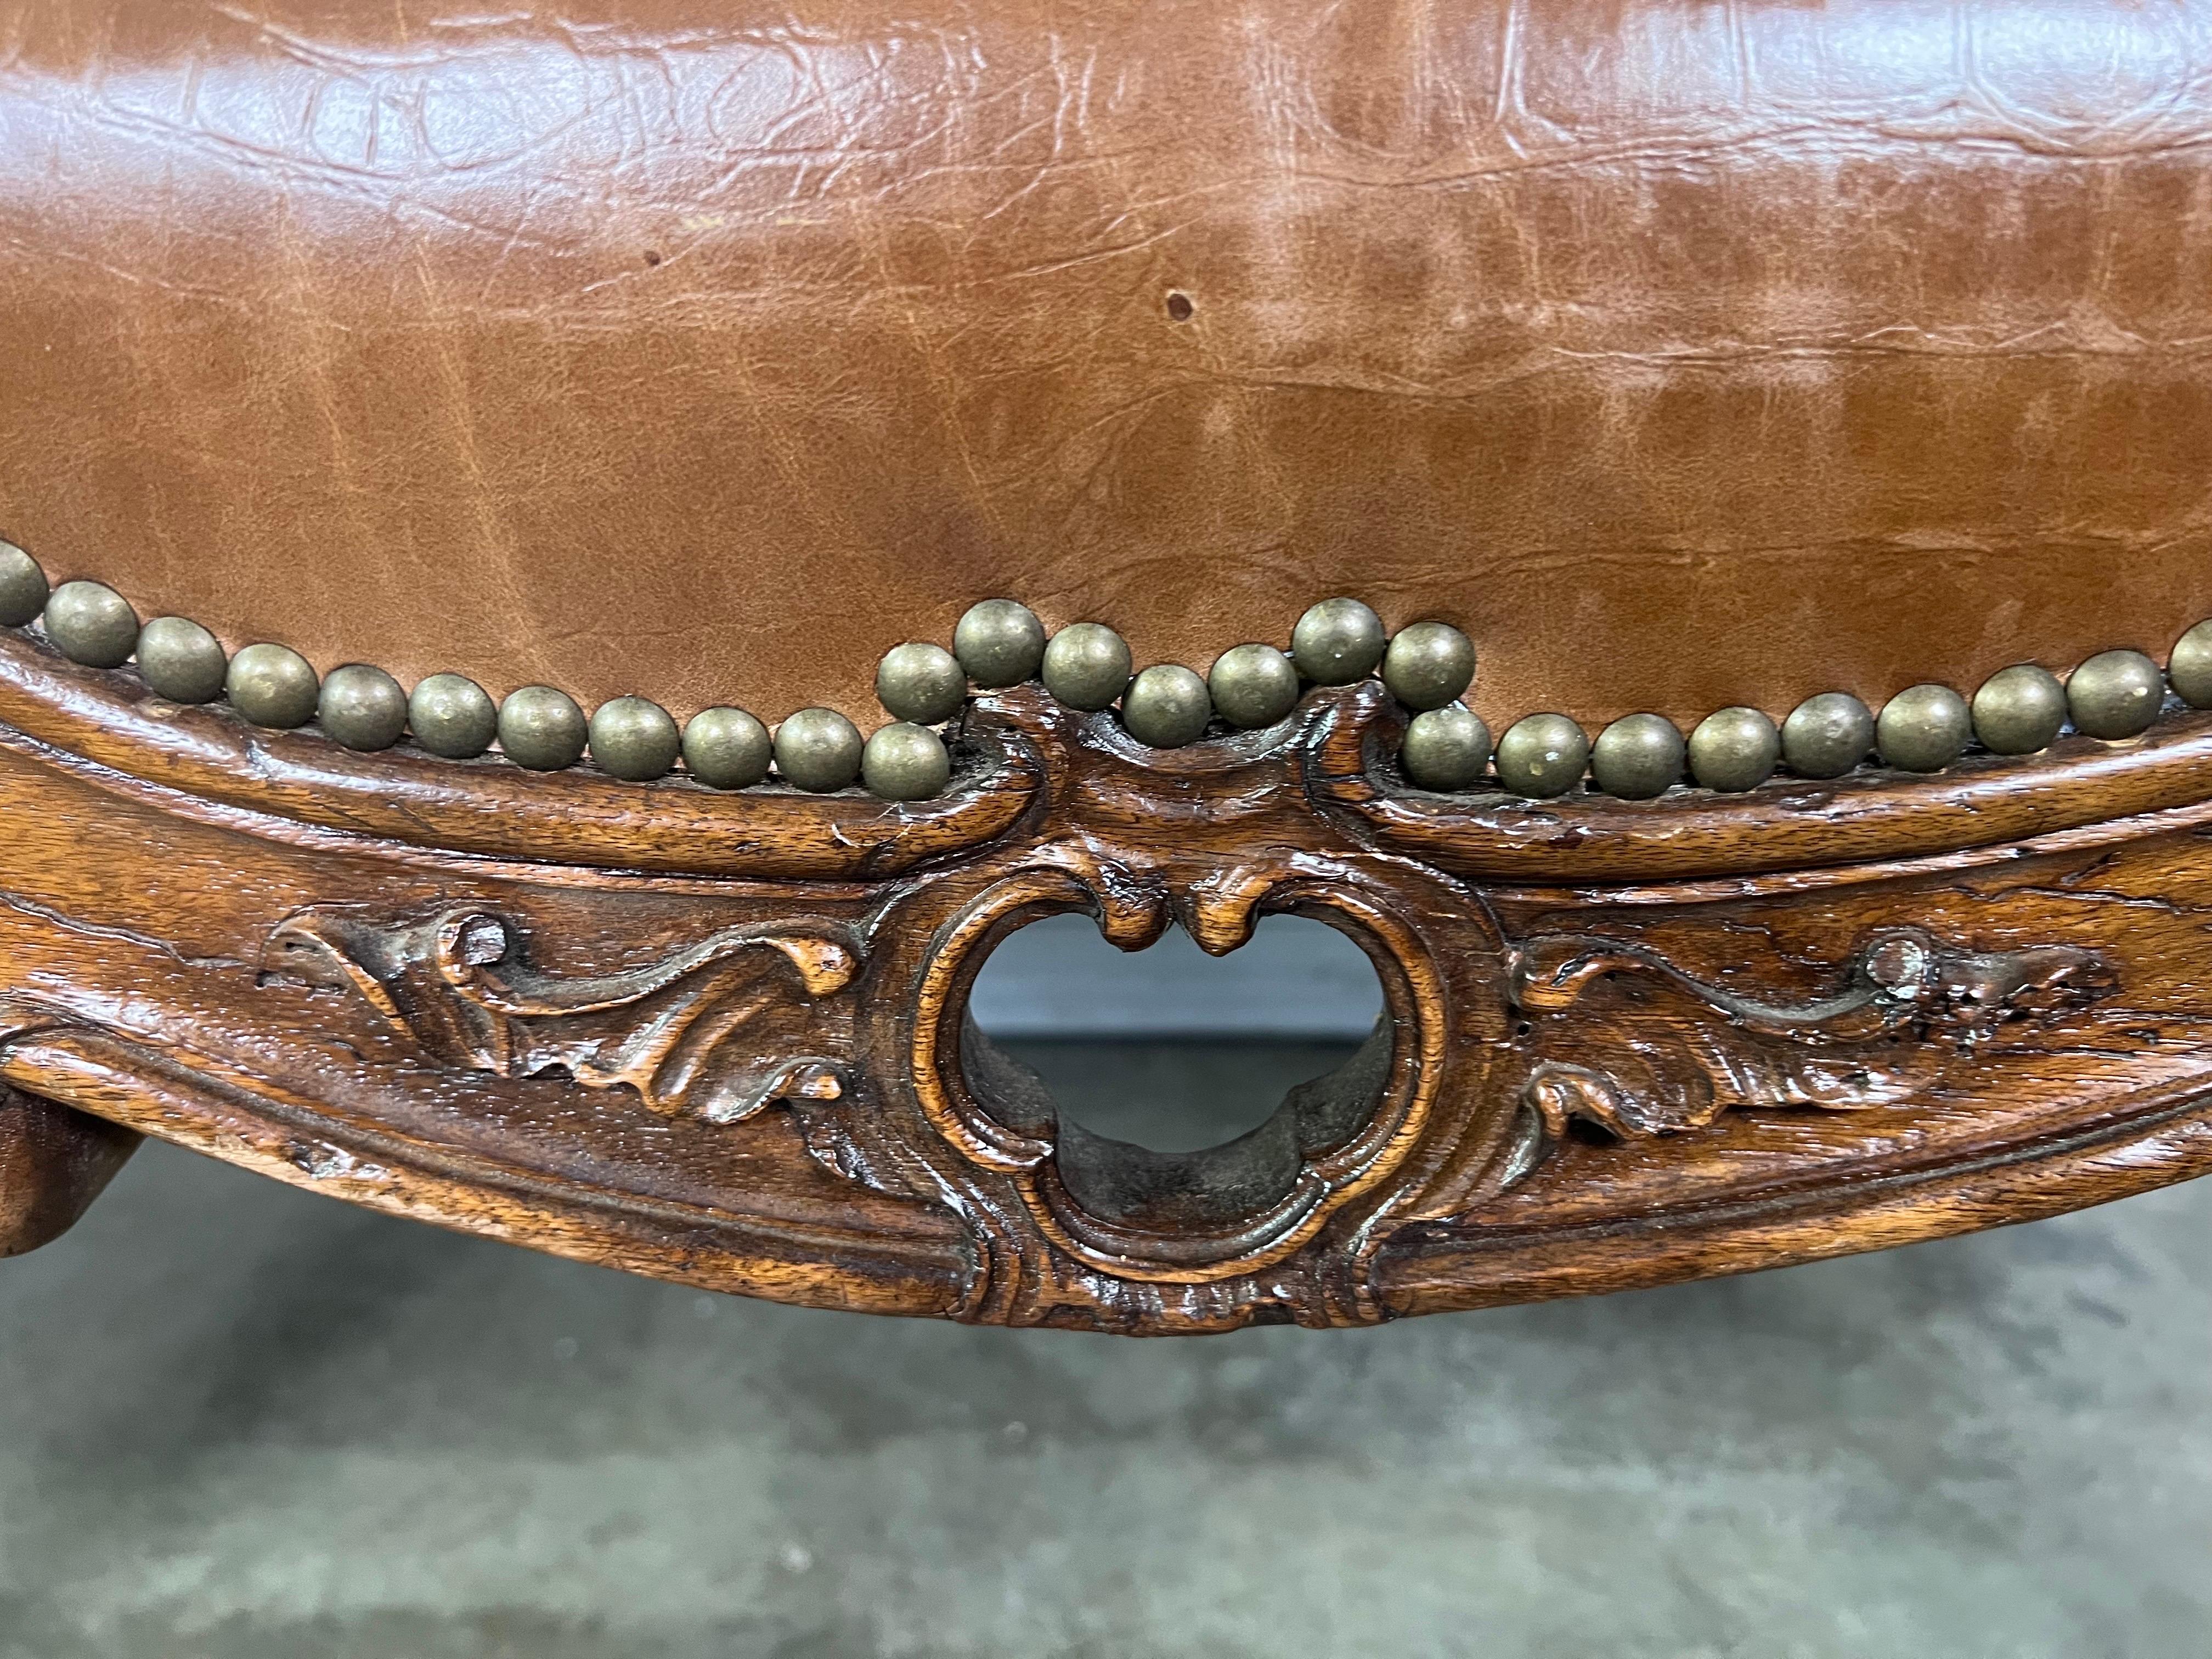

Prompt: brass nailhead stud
[
  {"left": 875, "top": 642, "right": 967, "bottom": 725},
  {"left": 1972, "top": 664, "right": 2067, "bottom": 755},
  {"left": 1687, "top": 707, "right": 1780, "bottom": 793},
  {"left": 227, "top": 642, "right": 320, "bottom": 729},
  {"left": 588, "top": 695, "right": 681, "bottom": 781},
  {"left": 0, "top": 541, "right": 48, "bottom": 628},
  {"left": 1041, "top": 623, "right": 1132, "bottom": 712},
  {"left": 409, "top": 674, "right": 499, "bottom": 759},
  {"left": 681, "top": 707, "right": 772, "bottom": 789},
  {"left": 2168, "top": 620, "right": 2212, "bottom": 709},
  {"left": 1381, "top": 622, "right": 1476, "bottom": 712},
  {"left": 863, "top": 721, "right": 951, "bottom": 800},
  {"left": 1401, "top": 706, "right": 1493, "bottom": 791},
  {"left": 1781, "top": 692, "right": 1875, "bottom": 780},
  {"left": 1496, "top": 713, "right": 1589, "bottom": 799},
  {"left": 43, "top": 579, "right": 139, "bottom": 669},
  {"left": 2067, "top": 649, "right": 2163, "bottom": 741},
  {"left": 1207, "top": 643, "right": 1300, "bottom": 730},
  {"left": 1121, "top": 664, "right": 1212, "bottom": 748},
  {"left": 1877, "top": 684, "right": 1971, "bottom": 773},
  {"left": 498, "top": 685, "right": 589, "bottom": 771},
  {"left": 774, "top": 708, "right": 863, "bottom": 792},
  {"left": 1291, "top": 597, "right": 1386, "bottom": 686},
  {"left": 1590, "top": 712, "right": 1684, "bottom": 799},
  {"left": 952, "top": 599, "right": 1047, "bottom": 689},
  {"left": 318, "top": 663, "right": 409, "bottom": 752},
  {"left": 135, "top": 616, "right": 227, "bottom": 704}
]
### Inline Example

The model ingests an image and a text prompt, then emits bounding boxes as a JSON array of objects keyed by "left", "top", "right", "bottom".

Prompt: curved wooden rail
[
  {"left": 1307, "top": 682, "right": 2212, "bottom": 884},
  {"left": 0, "top": 631, "right": 1040, "bottom": 878},
  {"left": 3, "top": 640, "right": 2210, "bottom": 1331}
]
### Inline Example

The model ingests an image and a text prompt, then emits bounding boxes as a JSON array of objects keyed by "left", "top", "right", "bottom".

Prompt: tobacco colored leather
[{"left": 1, "top": 0, "right": 2208, "bottom": 729}]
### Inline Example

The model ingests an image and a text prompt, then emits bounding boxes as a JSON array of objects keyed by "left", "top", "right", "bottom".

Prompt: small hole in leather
[{"left": 1164, "top": 290, "right": 1194, "bottom": 321}]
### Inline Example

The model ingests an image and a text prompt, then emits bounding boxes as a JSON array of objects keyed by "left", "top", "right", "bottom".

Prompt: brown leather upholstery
[{"left": 1, "top": 0, "right": 2208, "bottom": 728}]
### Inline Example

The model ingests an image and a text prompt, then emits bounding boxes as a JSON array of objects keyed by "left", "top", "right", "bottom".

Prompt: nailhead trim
[{"left": 2, "top": 539, "right": 2207, "bottom": 803}]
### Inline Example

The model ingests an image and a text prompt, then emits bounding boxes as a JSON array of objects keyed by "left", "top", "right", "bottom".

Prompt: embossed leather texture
[{"left": 1, "top": 0, "right": 2208, "bottom": 726}]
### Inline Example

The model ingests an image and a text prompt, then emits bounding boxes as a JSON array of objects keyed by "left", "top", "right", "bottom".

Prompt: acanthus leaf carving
[
  {"left": 1498, "top": 926, "right": 2115, "bottom": 1154},
  {"left": 265, "top": 906, "right": 862, "bottom": 1126}
]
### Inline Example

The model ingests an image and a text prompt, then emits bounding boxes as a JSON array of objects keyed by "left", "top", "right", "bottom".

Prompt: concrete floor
[{"left": 1, "top": 1042, "right": 2207, "bottom": 1658}]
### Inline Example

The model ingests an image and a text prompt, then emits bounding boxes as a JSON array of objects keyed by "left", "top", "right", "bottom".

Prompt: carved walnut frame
[{"left": 1, "top": 631, "right": 2204, "bottom": 1334}]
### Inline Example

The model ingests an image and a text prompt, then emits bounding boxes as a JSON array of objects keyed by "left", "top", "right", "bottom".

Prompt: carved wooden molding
[
  {"left": 1503, "top": 928, "right": 2112, "bottom": 1142},
  {"left": 269, "top": 907, "right": 863, "bottom": 1126},
  {"left": 2, "top": 644, "right": 2205, "bottom": 1333}
]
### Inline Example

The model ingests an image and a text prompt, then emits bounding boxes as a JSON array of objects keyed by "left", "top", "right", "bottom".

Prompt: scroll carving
[
  {"left": 1499, "top": 927, "right": 2114, "bottom": 1152},
  {"left": 266, "top": 906, "right": 863, "bottom": 1126},
  {"left": 255, "top": 867, "right": 2118, "bottom": 1334}
]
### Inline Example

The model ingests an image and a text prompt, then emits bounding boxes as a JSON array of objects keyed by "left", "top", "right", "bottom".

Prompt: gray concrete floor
[{"left": 1, "top": 1041, "right": 2207, "bottom": 1658}]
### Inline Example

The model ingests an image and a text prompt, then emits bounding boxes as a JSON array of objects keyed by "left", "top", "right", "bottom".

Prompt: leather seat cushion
[{"left": 1, "top": 0, "right": 2207, "bottom": 728}]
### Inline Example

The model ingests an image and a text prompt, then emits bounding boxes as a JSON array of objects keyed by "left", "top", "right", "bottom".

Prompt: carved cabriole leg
[
  {"left": 3, "top": 630, "right": 2211, "bottom": 1333},
  {"left": 0, "top": 1082, "right": 139, "bottom": 1256}
]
